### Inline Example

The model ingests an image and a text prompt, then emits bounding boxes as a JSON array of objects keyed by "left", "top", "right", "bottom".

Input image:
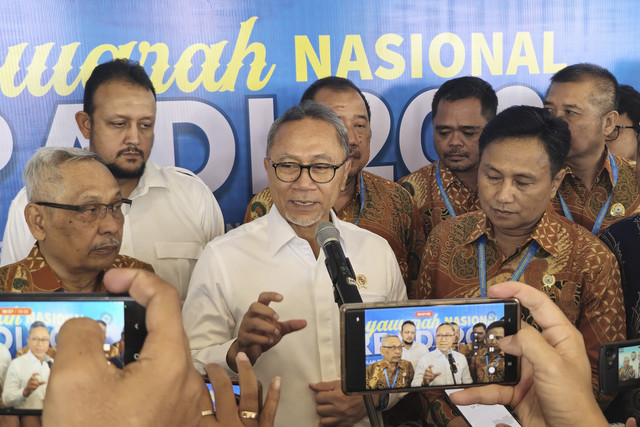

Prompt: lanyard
[
  {"left": 435, "top": 161, "right": 457, "bottom": 218},
  {"left": 485, "top": 354, "right": 502, "bottom": 377},
  {"left": 558, "top": 152, "right": 618, "bottom": 234},
  {"left": 383, "top": 366, "right": 399, "bottom": 388},
  {"left": 478, "top": 236, "right": 540, "bottom": 298},
  {"left": 354, "top": 172, "right": 365, "bottom": 225}
]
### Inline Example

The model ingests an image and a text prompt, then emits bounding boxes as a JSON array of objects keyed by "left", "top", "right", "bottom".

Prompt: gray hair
[
  {"left": 266, "top": 100, "right": 350, "bottom": 157},
  {"left": 381, "top": 334, "right": 401, "bottom": 346},
  {"left": 24, "top": 147, "right": 104, "bottom": 202}
]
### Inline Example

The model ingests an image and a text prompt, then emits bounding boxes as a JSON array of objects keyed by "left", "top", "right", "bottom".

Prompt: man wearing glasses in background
[
  {"left": 183, "top": 101, "right": 406, "bottom": 426},
  {"left": 605, "top": 84, "right": 640, "bottom": 162},
  {"left": 0, "top": 147, "right": 151, "bottom": 293}
]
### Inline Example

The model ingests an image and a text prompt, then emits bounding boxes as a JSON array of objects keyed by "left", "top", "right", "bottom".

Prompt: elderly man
[
  {"left": 366, "top": 335, "right": 414, "bottom": 390},
  {"left": 469, "top": 321, "right": 505, "bottom": 383},
  {"left": 2, "top": 322, "right": 51, "bottom": 410},
  {"left": 1, "top": 59, "right": 224, "bottom": 301},
  {"left": 399, "top": 76, "right": 497, "bottom": 239},
  {"left": 543, "top": 63, "right": 638, "bottom": 233},
  {"left": 0, "top": 147, "right": 151, "bottom": 292},
  {"left": 416, "top": 106, "right": 625, "bottom": 425},
  {"left": 183, "top": 101, "right": 406, "bottom": 426},
  {"left": 244, "top": 77, "right": 422, "bottom": 290},
  {"left": 411, "top": 323, "right": 471, "bottom": 387}
]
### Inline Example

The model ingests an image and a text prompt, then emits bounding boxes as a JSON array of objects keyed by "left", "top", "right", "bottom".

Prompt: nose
[
  {"left": 449, "top": 130, "right": 464, "bottom": 147},
  {"left": 292, "top": 166, "right": 316, "bottom": 190},
  {"left": 495, "top": 181, "right": 516, "bottom": 204},
  {"left": 125, "top": 124, "right": 141, "bottom": 145},
  {"left": 98, "top": 207, "right": 122, "bottom": 235}
]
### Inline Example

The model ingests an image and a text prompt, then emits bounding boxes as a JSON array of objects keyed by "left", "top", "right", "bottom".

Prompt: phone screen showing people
[{"left": 341, "top": 298, "right": 520, "bottom": 393}]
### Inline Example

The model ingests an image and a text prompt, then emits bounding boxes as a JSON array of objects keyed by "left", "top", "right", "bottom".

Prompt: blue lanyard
[
  {"left": 354, "top": 172, "right": 365, "bottom": 225},
  {"left": 485, "top": 354, "right": 502, "bottom": 376},
  {"left": 558, "top": 152, "right": 618, "bottom": 235},
  {"left": 383, "top": 366, "right": 399, "bottom": 388},
  {"left": 478, "top": 235, "right": 540, "bottom": 298},
  {"left": 435, "top": 161, "right": 457, "bottom": 218}
]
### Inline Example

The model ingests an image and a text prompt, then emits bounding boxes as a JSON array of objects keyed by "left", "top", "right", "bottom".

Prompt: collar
[
  {"left": 376, "top": 359, "right": 405, "bottom": 371},
  {"left": 462, "top": 207, "right": 562, "bottom": 259},
  {"left": 438, "top": 162, "right": 469, "bottom": 191},
  {"left": 564, "top": 147, "right": 616, "bottom": 186},
  {"left": 129, "top": 162, "right": 169, "bottom": 199},
  {"left": 266, "top": 207, "right": 346, "bottom": 257}
]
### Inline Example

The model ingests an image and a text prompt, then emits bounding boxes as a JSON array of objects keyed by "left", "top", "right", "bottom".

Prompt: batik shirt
[
  {"left": 244, "top": 171, "right": 424, "bottom": 290},
  {"left": 365, "top": 359, "right": 414, "bottom": 390},
  {"left": 398, "top": 162, "right": 480, "bottom": 239},
  {"left": 0, "top": 244, "right": 153, "bottom": 292},
  {"left": 470, "top": 349, "right": 505, "bottom": 383}
]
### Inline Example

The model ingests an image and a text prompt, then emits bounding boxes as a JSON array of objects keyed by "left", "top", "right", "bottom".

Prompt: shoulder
[
  {"left": 338, "top": 217, "right": 394, "bottom": 250},
  {"left": 362, "top": 171, "right": 414, "bottom": 207},
  {"left": 397, "top": 165, "right": 435, "bottom": 187},
  {"left": 429, "top": 211, "right": 482, "bottom": 245},
  {"left": 149, "top": 163, "right": 214, "bottom": 195},
  {"left": 206, "top": 216, "right": 268, "bottom": 252}
]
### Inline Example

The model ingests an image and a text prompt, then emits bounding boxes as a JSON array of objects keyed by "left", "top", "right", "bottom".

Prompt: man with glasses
[
  {"left": 245, "top": 77, "right": 422, "bottom": 292},
  {"left": 0, "top": 147, "right": 151, "bottom": 292},
  {"left": 183, "top": 101, "right": 406, "bottom": 426},
  {"left": 366, "top": 335, "right": 414, "bottom": 390},
  {"left": 544, "top": 63, "right": 639, "bottom": 233},
  {"left": 412, "top": 323, "right": 471, "bottom": 387},
  {"left": 605, "top": 84, "right": 640, "bottom": 162},
  {"left": 1, "top": 59, "right": 224, "bottom": 301}
]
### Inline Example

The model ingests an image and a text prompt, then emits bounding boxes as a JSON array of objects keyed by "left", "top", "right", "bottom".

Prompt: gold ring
[
  {"left": 201, "top": 410, "right": 214, "bottom": 416},
  {"left": 239, "top": 410, "right": 259, "bottom": 419}
]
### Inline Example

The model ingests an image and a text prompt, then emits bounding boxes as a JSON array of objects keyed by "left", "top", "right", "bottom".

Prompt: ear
[
  {"left": 550, "top": 168, "right": 567, "bottom": 198},
  {"left": 75, "top": 111, "right": 92, "bottom": 139},
  {"left": 24, "top": 204, "right": 47, "bottom": 241},
  {"left": 340, "top": 160, "right": 352, "bottom": 191},
  {"left": 263, "top": 157, "right": 270, "bottom": 174},
  {"left": 602, "top": 110, "right": 619, "bottom": 137}
]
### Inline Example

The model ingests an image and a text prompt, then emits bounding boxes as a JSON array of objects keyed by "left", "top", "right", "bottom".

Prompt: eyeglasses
[
  {"left": 36, "top": 199, "right": 132, "bottom": 223},
  {"left": 606, "top": 124, "right": 640, "bottom": 142},
  {"left": 381, "top": 345, "right": 403, "bottom": 351},
  {"left": 268, "top": 157, "right": 347, "bottom": 183},
  {"left": 436, "top": 333, "right": 455, "bottom": 339},
  {"left": 29, "top": 338, "right": 50, "bottom": 343}
]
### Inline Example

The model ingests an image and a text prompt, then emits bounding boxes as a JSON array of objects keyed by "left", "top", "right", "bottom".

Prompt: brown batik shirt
[
  {"left": 0, "top": 244, "right": 154, "bottom": 292},
  {"left": 365, "top": 359, "right": 414, "bottom": 390},
  {"left": 415, "top": 208, "right": 625, "bottom": 424},
  {"left": 469, "top": 349, "right": 505, "bottom": 383},
  {"left": 244, "top": 171, "right": 424, "bottom": 291},
  {"left": 551, "top": 150, "right": 639, "bottom": 233},
  {"left": 398, "top": 161, "right": 480, "bottom": 239}
]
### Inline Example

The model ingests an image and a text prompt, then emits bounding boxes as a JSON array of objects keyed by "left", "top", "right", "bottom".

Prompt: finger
[
  {"left": 488, "top": 281, "right": 573, "bottom": 330},
  {"left": 278, "top": 319, "right": 307, "bottom": 336},
  {"left": 204, "top": 363, "right": 237, "bottom": 422},
  {"left": 240, "top": 317, "right": 283, "bottom": 342},
  {"left": 246, "top": 301, "right": 281, "bottom": 322},
  {"left": 51, "top": 318, "right": 109, "bottom": 375},
  {"left": 308, "top": 380, "right": 339, "bottom": 393},
  {"left": 433, "top": 371, "right": 441, "bottom": 377},
  {"left": 449, "top": 384, "right": 515, "bottom": 406},
  {"left": 260, "top": 377, "right": 281, "bottom": 427},
  {"left": 236, "top": 353, "right": 260, "bottom": 414},
  {"left": 257, "top": 292, "right": 284, "bottom": 307}
]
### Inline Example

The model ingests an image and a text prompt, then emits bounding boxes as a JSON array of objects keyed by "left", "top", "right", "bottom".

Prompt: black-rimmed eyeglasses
[
  {"left": 36, "top": 199, "right": 132, "bottom": 223},
  {"left": 268, "top": 157, "right": 348, "bottom": 183},
  {"left": 606, "top": 124, "right": 640, "bottom": 142}
]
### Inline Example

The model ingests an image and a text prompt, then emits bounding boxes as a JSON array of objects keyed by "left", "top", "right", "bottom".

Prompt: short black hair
[
  {"left": 479, "top": 106, "right": 571, "bottom": 178},
  {"left": 487, "top": 320, "right": 506, "bottom": 332},
  {"left": 301, "top": 76, "right": 371, "bottom": 120},
  {"left": 618, "top": 85, "right": 640, "bottom": 134},
  {"left": 473, "top": 322, "right": 487, "bottom": 330},
  {"left": 84, "top": 59, "right": 156, "bottom": 117},
  {"left": 401, "top": 320, "right": 416, "bottom": 330},
  {"left": 432, "top": 76, "right": 498, "bottom": 122},
  {"left": 549, "top": 63, "right": 618, "bottom": 116}
]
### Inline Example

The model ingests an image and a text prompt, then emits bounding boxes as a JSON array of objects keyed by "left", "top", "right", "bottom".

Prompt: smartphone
[
  {"left": 340, "top": 298, "right": 520, "bottom": 394},
  {"left": 0, "top": 293, "right": 146, "bottom": 415},
  {"left": 599, "top": 338, "right": 640, "bottom": 394},
  {"left": 203, "top": 376, "right": 262, "bottom": 412}
]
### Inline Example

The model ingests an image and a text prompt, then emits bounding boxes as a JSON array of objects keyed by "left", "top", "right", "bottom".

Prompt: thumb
[
  {"left": 280, "top": 319, "right": 307, "bottom": 336},
  {"left": 308, "top": 380, "right": 340, "bottom": 392}
]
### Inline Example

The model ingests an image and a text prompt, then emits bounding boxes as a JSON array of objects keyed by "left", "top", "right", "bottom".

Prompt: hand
[
  {"left": 422, "top": 365, "right": 440, "bottom": 385},
  {"left": 227, "top": 292, "right": 307, "bottom": 371},
  {"left": 43, "top": 269, "right": 212, "bottom": 427},
  {"left": 309, "top": 380, "right": 366, "bottom": 426},
  {"left": 22, "top": 373, "right": 46, "bottom": 397},
  {"left": 449, "top": 281, "right": 608, "bottom": 427},
  {"left": 203, "top": 352, "right": 281, "bottom": 426}
]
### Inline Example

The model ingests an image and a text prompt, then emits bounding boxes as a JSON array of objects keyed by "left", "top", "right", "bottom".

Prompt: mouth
[
  {"left": 117, "top": 148, "right": 144, "bottom": 159},
  {"left": 492, "top": 207, "right": 515, "bottom": 217},
  {"left": 289, "top": 200, "right": 318, "bottom": 210},
  {"left": 91, "top": 239, "right": 120, "bottom": 255},
  {"left": 444, "top": 152, "right": 469, "bottom": 161}
]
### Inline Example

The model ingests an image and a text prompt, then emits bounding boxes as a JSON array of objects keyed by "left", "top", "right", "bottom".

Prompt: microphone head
[
  {"left": 316, "top": 222, "right": 340, "bottom": 247},
  {"left": 445, "top": 348, "right": 452, "bottom": 356}
]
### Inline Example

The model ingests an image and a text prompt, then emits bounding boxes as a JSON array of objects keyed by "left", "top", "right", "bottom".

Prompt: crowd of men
[{"left": 0, "top": 58, "right": 639, "bottom": 426}]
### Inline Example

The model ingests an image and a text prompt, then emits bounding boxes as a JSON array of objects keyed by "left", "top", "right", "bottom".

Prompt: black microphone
[
  {"left": 445, "top": 348, "right": 458, "bottom": 374},
  {"left": 315, "top": 222, "right": 362, "bottom": 305}
]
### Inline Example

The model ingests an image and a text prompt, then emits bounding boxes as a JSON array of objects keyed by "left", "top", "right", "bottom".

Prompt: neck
[
  {"left": 116, "top": 177, "right": 140, "bottom": 199},
  {"left": 334, "top": 172, "right": 359, "bottom": 212},
  {"left": 387, "top": 361, "right": 398, "bottom": 371},
  {"left": 493, "top": 226, "right": 534, "bottom": 258},
  {"left": 40, "top": 247, "right": 100, "bottom": 292},
  {"left": 565, "top": 149, "right": 606, "bottom": 192},
  {"left": 454, "top": 167, "right": 478, "bottom": 191},
  {"left": 403, "top": 342, "right": 412, "bottom": 350}
]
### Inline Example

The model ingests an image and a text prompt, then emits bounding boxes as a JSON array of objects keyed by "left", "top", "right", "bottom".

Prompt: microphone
[
  {"left": 445, "top": 348, "right": 458, "bottom": 374},
  {"left": 315, "top": 222, "right": 362, "bottom": 305}
]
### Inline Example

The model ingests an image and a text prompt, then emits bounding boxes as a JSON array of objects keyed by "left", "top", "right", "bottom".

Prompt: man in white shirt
[
  {"left": 400, "top": 321, "right": 428, "bottom": 370},
  {"left": 2, "top": 322, "right": 51, "bottom": 410},
  {"left": 1, "top": 59, "right": 224, "bottom": 301},
  {"left": 412, "top": 322, "right": 472, "bottom": 387},
  {"left": 630, "top": 351, "right": 639, "bottom": 379},
  {"left": 183, "top": 101, "right": 407, "bottom": 426}
]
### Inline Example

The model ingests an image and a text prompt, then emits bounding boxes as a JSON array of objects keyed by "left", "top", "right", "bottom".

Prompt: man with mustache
[
  {"left": 398, "top": 76, "right": 497, "bottom": 239},
  {"left": 0, "top": 147, "right": 151, "bottom": 292},
  {"left": 1, "top": 59, "right": 223, "bottom": 300}
]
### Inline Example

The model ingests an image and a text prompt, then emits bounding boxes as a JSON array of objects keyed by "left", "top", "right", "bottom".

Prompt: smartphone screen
[
  {"left": 599, "top": 338, "right": 640, "bottom": 393},
  {"left": 0, "top": 293, "right": 146, "bottom": 415},
  {"left": 340, "top": 298, "right": 520, "bottom": 394},
  {"left": 205, "top": 381, "right": 242, "bottom": 411}
]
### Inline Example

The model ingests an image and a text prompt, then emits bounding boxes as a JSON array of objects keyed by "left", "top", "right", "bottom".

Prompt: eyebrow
[
  {"left": 543, "top": 100, "right": 583, "bottom": 111},
  {"left": 435, "top": 125, "right": 483, "bottom": 130},
  {"left": 274, "top": 152, "right": 336, "bottom": 162},
  {"left": 484, "top": 165, "right": 537, "bottom": 180}
]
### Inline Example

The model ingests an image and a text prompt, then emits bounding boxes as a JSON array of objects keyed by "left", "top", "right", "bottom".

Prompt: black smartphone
[
  {"left": 0, "top": 293, "right": 146, "bottom": 415},
  {"left": 599, "top": 338, "right": 640, "bottom": 394},
  {"left": 340, "top": 298, "right": 520, "bottom": 394},
  {"left": 203, "top": 376, "right": 261, "bottom": 412}
]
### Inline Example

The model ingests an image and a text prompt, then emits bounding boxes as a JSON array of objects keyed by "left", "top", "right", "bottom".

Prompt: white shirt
[
  {"left": 182, "top": 207, "right": 407, "bottom": 427},
  {"left": 630, "top": 357, "right": 639, "bottom": 379},
  {"left": 402, "top": 341, "right": 429, "bottom": 371},
  {"left": 2, "top": 350, "right": 50, "bottom": 409},
  {"left": 0, "top": 162, "right": 224, "bottom": 301},
  {"left": 0, "top": 344, "right": 11, "bottom": 389},
  {"left": 412, "top": 348, "right": 472, "bottom": 387}
]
